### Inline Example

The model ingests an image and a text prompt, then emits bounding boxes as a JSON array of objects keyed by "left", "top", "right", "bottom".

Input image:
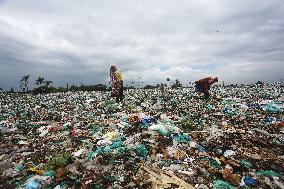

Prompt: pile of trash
[{"left": 0, "top": 83, "right": 283, "bottom": 188}]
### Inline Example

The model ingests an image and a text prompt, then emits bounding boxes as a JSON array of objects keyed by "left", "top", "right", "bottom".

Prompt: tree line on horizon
[
  {"left": 0, "top": 75, "right": 274, "bottom": 94},
  {"left": 0, "top": 75, "right": 185, "bottom": 94},
  {"left": 0, "top": 75, "right": 111, "bottom": 94}
]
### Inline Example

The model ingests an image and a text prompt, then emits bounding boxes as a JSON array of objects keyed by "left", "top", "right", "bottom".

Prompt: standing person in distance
[{"left": 109, "top": 65, "right": 124, "bottom": 103}]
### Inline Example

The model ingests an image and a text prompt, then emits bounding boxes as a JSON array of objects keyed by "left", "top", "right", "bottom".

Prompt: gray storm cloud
[{"left": 0, "top": 0, "right": 284, "bottom": 90}]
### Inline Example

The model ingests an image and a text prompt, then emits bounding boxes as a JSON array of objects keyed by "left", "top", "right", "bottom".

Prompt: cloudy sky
[{"left": 0, "top": 0, "right": 283, "bottom": 90}]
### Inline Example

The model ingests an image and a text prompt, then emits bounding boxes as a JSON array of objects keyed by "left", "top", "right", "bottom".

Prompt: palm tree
[
  {"left": 44, "top": 80, "right": 53, "bottom": 89},
  {"left": 35, "top": 77, "right": 45, "bottom": 86},
  {"left": 20, "top": 75, "right": 30, "bottom": 92}
]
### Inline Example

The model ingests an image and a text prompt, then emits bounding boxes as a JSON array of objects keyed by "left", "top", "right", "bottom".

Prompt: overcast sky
[{"left": 0, "top": 0, "right": 283, "bottom": 90}]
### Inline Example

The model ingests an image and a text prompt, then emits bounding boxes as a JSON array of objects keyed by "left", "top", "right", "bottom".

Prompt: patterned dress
[{"left": 110, "top": 65, "right": 123, "bottom": 98}]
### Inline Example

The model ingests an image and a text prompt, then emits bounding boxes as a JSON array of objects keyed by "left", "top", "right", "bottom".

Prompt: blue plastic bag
[
  {"left": 25, "top": 180, "right": 41, "bottom": 189},
  {"left": 244, "top": 176, "right": 257, "bottom": 186}
]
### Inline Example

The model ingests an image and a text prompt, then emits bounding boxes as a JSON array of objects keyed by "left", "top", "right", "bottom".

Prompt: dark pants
[
  {"left": 116, "top": 81, "right": 124, "bottom": 103},
  {"left": 204, "top": 91, "right": 210, "bottom": 99},
  {"left": 116, "top": 95, "right": 123, "bottom": 103},
  {"left": 195, "top": 85, "right": 210, "bottom": 99}
]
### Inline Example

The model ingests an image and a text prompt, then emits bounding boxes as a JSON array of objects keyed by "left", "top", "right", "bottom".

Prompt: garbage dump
[{"left": 0, "top": 83, "right": 283, "bottom": 188}]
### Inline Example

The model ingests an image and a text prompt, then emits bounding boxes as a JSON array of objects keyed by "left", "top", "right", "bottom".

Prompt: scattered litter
[{"left": 0, "top": 83, "right": 283, "bottom": 188}]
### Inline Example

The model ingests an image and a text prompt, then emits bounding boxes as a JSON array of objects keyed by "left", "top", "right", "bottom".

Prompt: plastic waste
[
  {"left": 136, "top": 144, "right": 149, "bottom": 157},
  {"left": 15, "top": 165, "right": 25, "bottom": 172},
  {"left": 1, "top": 83, "right": 284, "bottom": 188},
  {"left": 25, "top": 180, "right": 42, "bottom": 189},
  {"left": 149, "top": 124, "right": 169, "bottom": 136},
  {"left": 43, "top": 170, "right": 55, "bottom": 177},
  {"left": 73, "top": 149, "right": 85, "bottom": 157},
  {"left": 240, "top": 160, "right": 253, "bottom": 168},
  {"left": 223, "top": 150, "right": 236, "bottom": 158},
  {"left": 256, "top": 170, "right": 279, "bottom": 177},
  {"left": 264, "top": 103, "right": 282, "bottom": 113},
  {"left": 54, "top": 185, "right": 62, "bottom": 189},
  {"left": 105, "top": 132, "right": 119, "bottom": 140},
  {"left": 189, "top": 141, "right": 197, "bottom": 148},
  {"left": 97, "top": 140, "right": 112, "bottom": 147},
  {"left": 173, "top": 133, "right": 190, "bottom": 143},
  {"left": 223, "top": 107, "right": 237, "bottom": 115},
  {"left": 178, "top": 169, "right": 195, "bottom": 176},
  {"left": 213, "top": 180, "right": 233, "bottom": 189},
  {"left": 196, "top": 144, "right": 206, "bottom": 152},
  {"left": 243, "top": 176, "right": 257, "bottom": 186},
  {"left": 39, "top": 129, "right": 49, "bottom": 137},
  {"left": 18, "top": 140, "right": 29, "bottom": 145}
]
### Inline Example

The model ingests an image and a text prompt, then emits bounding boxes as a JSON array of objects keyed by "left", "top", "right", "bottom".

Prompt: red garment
[{"left": 195, "top": 77, "right": 218, "bottom": 93}]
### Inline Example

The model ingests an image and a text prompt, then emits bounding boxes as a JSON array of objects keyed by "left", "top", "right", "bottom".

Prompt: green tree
[
  {"left": 171, "top": 79, "right": 182, "bottom": 88},
  {"left": 44, "top": 80, "right": 53, "bottom": 89},
  {"left": 35, "top": 77, "right": 45, "bottom": 86},
  {"left": 20, "top": 75, "right": 30, "bottom": 92}
]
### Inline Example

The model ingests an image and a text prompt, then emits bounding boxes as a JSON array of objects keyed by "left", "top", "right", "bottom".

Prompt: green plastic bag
[
  {"left": 0, "top": 115, "right": 5, "bottom": 121},
  {"left": 157, "top": 127, "right": 168, "bottom": 136},
  {"left": 240, "top": 160, "right": 253, "bottom": 169},
  {"left": 256, "top": 170, "right": 279, "bottom": 177},
  {"left": 63, "top": 122, "right": 71, "bottom": 130},
  {"left": 149, "top": 124, "right": 168, "bottom": 136},
  {"left": 173, "top": 134, "right": 190, "bottom": 143},
  {"left": 87, "top": 151, "right": 96, "bottom": 161},
  {"left": 15, "top": 165, "right": 25, "bottom": 172},
  {"left": 213, "top": 180, "right": 233, "bottom": 189},
  {"left": 136, "top": 144, "right": 149, "bottom": 157},
  {"left": 43, "top": 170, "right": 55, "bottom": 177}
]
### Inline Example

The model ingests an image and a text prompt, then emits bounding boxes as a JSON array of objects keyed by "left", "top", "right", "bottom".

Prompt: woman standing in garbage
[
  {"left": 110, "top": 65, "right": 124, "bottom": 103},
  {"left": 195, "top": 77, "right": 218, "bottom": 99}
]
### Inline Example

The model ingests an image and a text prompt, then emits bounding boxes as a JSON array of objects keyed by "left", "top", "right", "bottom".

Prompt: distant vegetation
[
  {"left": 0, "top": 75, "right": 139, "bottom": 94},
  {"left": 1, "top": 76, "right": 277, "bottom": 94},
  {"left": 31, "top": 75, "right": 113, "bottom": 94},
  {"left": 0, "top": 76, "right": 187, "bottom": 94},
  {"left": 19, "top": 75, "right": 30, "bottom": 92}
]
